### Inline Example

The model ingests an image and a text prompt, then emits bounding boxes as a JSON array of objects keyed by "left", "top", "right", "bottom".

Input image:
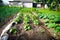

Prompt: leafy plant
[
  {"left": 48, "top": 14, "right": 56, "bottom": 20},
  {"left": 47, "top": 23, "right": 57, "bottom": 28},
  {"left": 38, "top": 13, "right": 44, "bottom": 19},
  {"left": 24, "top": 24, "right": 31, "bottom": 31},
  {"left": 44, "top": 19, "right": 49, "bottom": 23},
  {"left": 33, "top": 19, "right": 39, "bottom": 25},
  {"left": 49, "top": 20, "right": 55, "bottom": 23},
  {"left": 53, "top": 25, "right": 60, "bottom": 33},
  {"left": 54, "top": 16, "right": 60, "bottom": 22},
  {"left": 55, "top": 27, "right": 60, "bottom": 32},
  {"left": 9, "top": 27, "right": 17, "bottom": 34},
  {"left": 23, "top": 14, "right": 30, "bottom": 24},
  {"left": 14, "top": 13, "right": 23, "bottom": 24},
  {"left": 14, "top": 17, "right": 20, "bottom": 24},
  {"left": 43, "top": 15, "right": 48, "bottom": 19}
]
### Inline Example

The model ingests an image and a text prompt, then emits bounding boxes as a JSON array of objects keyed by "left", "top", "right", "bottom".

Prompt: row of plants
[
  {"left": 9, "top": 8, "right": 39, "bottom": 34},
  {"left": 9, "top": 8, "right": 60, "bottom": 35},
  {"left": 37, "top": 12, "right": 60, "bottom": 33},
  {"left": 21, "top": 8, "right": 60, "bottom": 33}
]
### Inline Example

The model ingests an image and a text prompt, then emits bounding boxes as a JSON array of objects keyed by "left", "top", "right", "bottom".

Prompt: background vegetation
[{"left": 0, "top": 6, "right": 20, "bottom": 23}]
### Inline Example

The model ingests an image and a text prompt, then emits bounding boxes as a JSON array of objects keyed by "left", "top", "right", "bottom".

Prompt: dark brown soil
[{"left": 7, "top": 22, "right": 56, "bottom": 40}]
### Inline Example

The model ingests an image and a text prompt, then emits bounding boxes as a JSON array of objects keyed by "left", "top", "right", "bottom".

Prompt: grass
[{"left": 0, "top": 6, "right": 20, "bottom": 23}]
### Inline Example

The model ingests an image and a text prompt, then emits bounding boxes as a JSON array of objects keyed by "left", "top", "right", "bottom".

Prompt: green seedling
[
  {"left": 9, "top": 27, "right": 17, "bottom": 34},
  {"left": 33, "top": 19, "right": 39, "bottom": 25},
  {"left": 24, "top": 24, "right": 31, "bottom": 31},
  {"left": 23, "top": 16, "right": 30, "bottom": 24}
]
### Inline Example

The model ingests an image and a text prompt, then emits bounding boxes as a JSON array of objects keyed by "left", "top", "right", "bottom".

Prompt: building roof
[
  {"left": 9, "top": 0, "right": 33, "bottom": 3},
  {"left": 9, "top": 1, "right": 21, "bottom": 2},
  {"left": 14, "top": 0, "right": 33, "bottom": 2}
]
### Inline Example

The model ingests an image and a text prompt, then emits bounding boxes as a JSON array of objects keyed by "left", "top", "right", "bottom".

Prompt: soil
[
  {"left": 0, "top": 12, "right": 59, "bottom": 40},
  {"left": 0, "top": 18, "right": 57, "bottom": 40},
  {"left": 7, "top": 21, "right": 56, "bottom": 40}
]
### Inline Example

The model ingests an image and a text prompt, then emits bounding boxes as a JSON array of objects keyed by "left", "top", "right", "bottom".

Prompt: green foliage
[
  {"left": 53, "top": 25, "right": 60, "bottom": 33},
  {"left": 9, "top": 27, "right": 17, "bottom": 34},
  {"left": 23, "top": 14, "right": 30, "bottom": 24},
  {"left": 0, "top": 6, "right": 20, "bottom": 23},
  {"left": 33, "top": 19, "right": 39, "bottom": 25},
  {"left": 24, "top": 24, "right": 31, "bottom": 31},
  {"left": 14, "top": 17, "right": 20, "bottom": 24},
  {"left": 33, "top": 0, "right": 39, "bottom": 3},
  {"left": 44, "top": 19, "right": 49, "bottom": 23},
  {"left": 14, "top": 13, "right": 23, "bottom": 24},
  {"left": 54, "top": 16, "right": 60, "bottom": 22},
  {"left": 47, "top": 23, "right": 57, "bottom": 28},
  {"left": 43, "top": 15, "right": 48, "bottom": 19},
  {"left": 47, "top": 0, "right": 60, "bottom": 11},
  {"left": 48, "top": 14, "right": 56, "bottom": 20},
  {"left": 38, "top": 13, "right": 44, "bottom": 19},
  {"left": 20, "top": 8, "right": 60, "bottom": 33},
  {"left": 55, "top": 26, "right": 60, "bottom": 33},
  {"left": 13, "top": 12, "right": 24, "bottom": 24}
]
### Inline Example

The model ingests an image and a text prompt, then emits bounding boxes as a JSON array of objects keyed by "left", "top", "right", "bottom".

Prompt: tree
[
  {"left": 51, "top": 0, "right": 59, "bottom": 11},
  {"left": 34, "top": 0, "right": 39, "bottom": 3},
  {"left": 47, "top": 0, "right": 60, "bottom": 11}
]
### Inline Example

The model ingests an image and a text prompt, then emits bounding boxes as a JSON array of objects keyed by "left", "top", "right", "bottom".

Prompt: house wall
[
  {"left": 2, "top": 0, "right": 13, "bottom": 5},
  {"left": 23, "top": 3, "right": 33, "bottom": 8},
  {"left": 9, "top": 2, "right": 33, "bottom": 8},
  {"left": 37, "top": 4, "right": 41, "bottom": 8},
  {"left": 45, "top": 4, "right": 48, "bottom": 9}
]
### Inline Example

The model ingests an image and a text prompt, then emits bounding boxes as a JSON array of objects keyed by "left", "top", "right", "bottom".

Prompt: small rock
[{"left": 2, "top": 33, "right": 9, "bottom": 40}]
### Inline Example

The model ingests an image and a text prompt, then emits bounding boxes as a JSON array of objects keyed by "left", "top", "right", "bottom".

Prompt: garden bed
[
  {"left": 1, "top": 8, "right": 60, "bottom": 40},
  {"left": 8, "top": 12, "right": 58, "bottom": 40},
  {"left": 8, "top": 23, "right": 55, "bottom": 40}
]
